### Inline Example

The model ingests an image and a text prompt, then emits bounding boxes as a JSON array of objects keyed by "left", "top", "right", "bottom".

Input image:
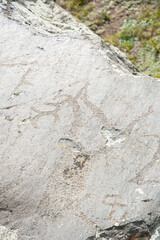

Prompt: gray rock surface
[
  {"left": 0, "top": 225, "right": 18, "bottom": 240},
  {"left": 0, "top": 0, "right": 160, "bottom": 239}
]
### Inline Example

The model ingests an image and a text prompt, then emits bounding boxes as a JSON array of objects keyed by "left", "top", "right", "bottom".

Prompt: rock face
[
  {"left": 0, "top": 225, "right": 18, "bottom": 240},
  {"left": 0, "top": 0, "right": 160, "bottom": 239}
]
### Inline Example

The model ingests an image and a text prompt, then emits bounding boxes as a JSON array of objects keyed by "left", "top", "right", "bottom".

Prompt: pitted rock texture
[
  {"left": 0, "top": 225, "right": 18, "bottom": 240},
  {"left": 151, "top": 226, "right": 160, "bottom": 240},
  {"left": 0, "top": 0, "right": 139, "bottom": 74},
  {"left": 101, "top": 126, "right": 128, "bottom": 147},
  {"left": 0, "top": 0, "right": 160, "bottom": 240}
]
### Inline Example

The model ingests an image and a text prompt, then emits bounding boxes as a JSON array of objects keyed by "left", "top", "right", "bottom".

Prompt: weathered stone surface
[
  {"left": 0, "top": 0, "right": 160, "bottom": 239},
  {"left": 0, "top": 225, "right": 18, "bottom": 240}
]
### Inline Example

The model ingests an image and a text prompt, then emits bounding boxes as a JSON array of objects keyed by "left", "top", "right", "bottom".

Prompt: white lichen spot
[
  {"left": 136, "top": 188, "right": 145, "bottom": 195},
  {"left": 150, "top": 226, "right": 160, "bottom": 240},
  {"left": 101, "top": 126, "right": 128, "bottom": 147},
  {"left": 0, "top": 225, "right": 18, "bottom": 240},
  {"left": 114, "top": 222, "right": 119, "bottom": 227}
]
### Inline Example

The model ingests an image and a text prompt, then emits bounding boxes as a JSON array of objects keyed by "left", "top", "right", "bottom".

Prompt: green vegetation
[
  {"left": 57, "top": 0, "right": 160, "bottom": 78},
  {"left": 105, "top": 4, "right": 160, "bottom": 77},
  {"left": 59, "top": 0, "right": 94, "bottom": 22}
]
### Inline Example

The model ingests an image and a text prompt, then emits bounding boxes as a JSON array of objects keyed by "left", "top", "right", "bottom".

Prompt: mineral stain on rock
[
  {"left": 73, "top": 153, "right": 90, "bottom": 170},
  {"left": 58, "top": 138, "right": 90, "bottom": 177}
]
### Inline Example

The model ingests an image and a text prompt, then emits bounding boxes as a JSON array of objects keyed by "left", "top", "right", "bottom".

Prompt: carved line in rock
[
  {"left": 0, "top": 60, "right": 36, "bottom": 67},
  {"left": 12, "top": 67, "right": 33, "bottom": 95},
  {"left": 28, "top": 82, "right": 109, "bottom": 133},
  {"left": 75, "top": 211, "right": 100, "bottom": 229},
  {"left": 82, "top": 83, "right": 109, "bottom": 125},
  {"left": 27, "top": 84, "right": 140, "bottom": 225},
  {"left": 102, "top": 194, "right": 127, "bottom": 223},
  {"left": 29, "top": 84, "right": 86, "bottom": 128},
  {"left": 126, "top": 105, "right": 154, "bottom": 133},
  {"left": 129, "top": 140, "right": 160, "bottom": 185}
]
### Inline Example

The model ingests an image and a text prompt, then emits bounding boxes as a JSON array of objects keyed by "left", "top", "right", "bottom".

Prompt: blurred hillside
[{"left": 56, "top": 0, "right": 160, "bottom": 78}]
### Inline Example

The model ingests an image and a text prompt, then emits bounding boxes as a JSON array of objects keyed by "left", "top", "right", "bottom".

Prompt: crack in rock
[
  {"left": 87, "top": 221, "right": 151, "bottom": 240},
  {"left": 0, "top": 207, "right": 13, "bottom": 213},
  {"left": 87, "top": 219, "right": 160, "bottom": 240}
]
